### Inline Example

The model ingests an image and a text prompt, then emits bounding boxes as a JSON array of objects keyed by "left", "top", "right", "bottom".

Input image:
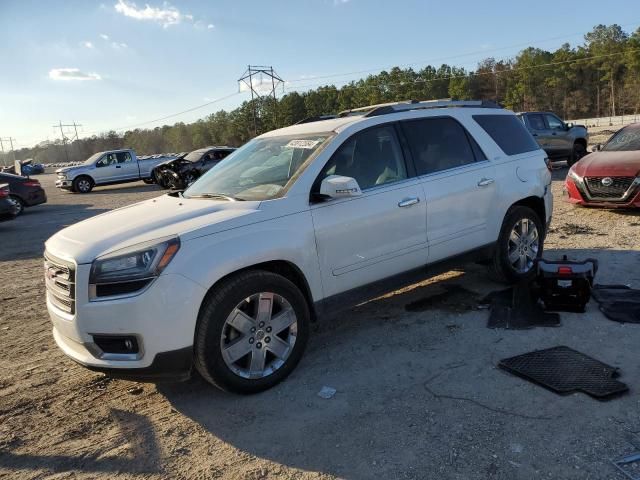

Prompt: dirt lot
[{"left": 1, "top": 167, "right": 640, "bottom": 480}]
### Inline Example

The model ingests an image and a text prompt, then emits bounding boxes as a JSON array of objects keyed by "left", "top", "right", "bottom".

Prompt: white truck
[
  {"left": 55, "top": 149, "right": 171, "bottom": 193},
  {"left": 45, "top": 100, "right": 553, "bottom": 393}
]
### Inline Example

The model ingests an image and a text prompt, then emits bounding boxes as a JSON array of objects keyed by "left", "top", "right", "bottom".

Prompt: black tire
[
  {"left": 155, "top": 170, "right": 169, "bottom": 189},
  {"left": 183, "top": 171, "right": 198, "bottom": 188},
  {"left": 488, "top": 205, "right": 544, "bottom": 283},
  {"left": 8, "top": 195, "right": 24, "bottom": 215},
  {"left": 568, "top": 142, "right": 586, "bottom": 167},
  {"left": 142, "top": 178, "right": 155, "bottom": 185},
  {"left": 194, "top": 270, "right": 310, "bottom": 394},
  {"left": 72, "top": 176, "right": 93, "bottom": 194}
]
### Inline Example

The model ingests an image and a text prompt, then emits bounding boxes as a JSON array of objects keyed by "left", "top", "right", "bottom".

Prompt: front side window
[
  {"left": 185, "top": 133, "right": 332, "bottom": 201},
  {"left": 401, "top": 117, "right": 476, "bottom": 175},
  {"left": 603, "top": 126, "right": 640, "bottom": 152},
  {"left": 545, "top": 114, "right": 564, "bottom": 131},
  {"left": 316, "top": 125, "right": 407, "bottom": 191}
]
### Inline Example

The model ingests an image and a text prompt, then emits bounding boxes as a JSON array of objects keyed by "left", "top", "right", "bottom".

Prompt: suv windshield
[
  {"left": 603, "top": 127, "right": 640, "bottom": 152},
  {"left": 184, "top": 133, "right": 332, "bottom": 201}
]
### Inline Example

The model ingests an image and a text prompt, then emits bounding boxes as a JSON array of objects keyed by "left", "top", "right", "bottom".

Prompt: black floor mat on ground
[
  {"left": 592, "top": 285, "right": 640, "bottom": 324},
  {"left": 499, "top": 346, "right": 628, "bottom": 400},
  {"left": 481, "top": 282, "right": 560, "bottom": 329}
]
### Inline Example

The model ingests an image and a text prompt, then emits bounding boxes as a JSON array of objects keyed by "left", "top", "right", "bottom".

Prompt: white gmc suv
[{"left": 45, "top": 100, "right": 553, "bottom": 393}]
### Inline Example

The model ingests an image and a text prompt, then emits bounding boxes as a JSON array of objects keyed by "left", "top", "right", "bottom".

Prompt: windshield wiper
[{"left": 186, "top": 193, "right": 243, "bottom": 201}]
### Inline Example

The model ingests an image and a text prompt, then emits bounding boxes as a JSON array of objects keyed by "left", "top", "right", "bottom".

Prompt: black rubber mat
[
  {"left": 481, "top": 282, "right": 560, "bottom": 329},
  {"left": 499, "top": 346, "right": 628, "bottom": 399},
  {"left": 592, "top": 285, "right": 640, "bottom": 324}
]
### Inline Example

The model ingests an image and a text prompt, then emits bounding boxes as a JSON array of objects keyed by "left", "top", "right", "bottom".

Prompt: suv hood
[
  {"left": 574, "top": 151, "right": 640, "bottom": 177},
  {"left": 45, "top": 194, "right": 260, "bottom": 264}
]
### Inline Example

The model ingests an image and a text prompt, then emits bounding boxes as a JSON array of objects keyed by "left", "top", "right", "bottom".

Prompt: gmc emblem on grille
[
  {"left": 601, "top": 177, "right": 613, "bottom": 187},
  {"left": 45, "top": 267, "right": 58, "bottom": 280}
]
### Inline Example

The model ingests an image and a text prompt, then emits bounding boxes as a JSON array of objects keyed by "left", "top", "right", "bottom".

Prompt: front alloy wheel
[
  {"left": 194, "top": 270, "right": 310, "bottom": 393},
  {"left": 221, "top": 293, "right": 298, "bottom": 379}
]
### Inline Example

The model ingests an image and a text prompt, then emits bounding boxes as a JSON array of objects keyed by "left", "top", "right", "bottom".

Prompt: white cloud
[
  {"left": 239, "top": 77, "right": 278, "bottom": 94},
  {"left": 334, "top": 0, "right": 350, "bottom": 4},
  {"left": 100, "top": 33, "right": 109, "bottom": 40},
  {"left": 207, "top": 23, "right": 214, "bottom": 29},
  {"left": 49, "top": 68, "right": 101, "bottom": 81},
  {"left": 114, "top": 0, "right": 182, "bottom": 27},
  {"left": 82, "top": 41, "right": 94, "bottom": 49},
  {"left": 112, "top": 42, "right": 128, "bottom": 49}
]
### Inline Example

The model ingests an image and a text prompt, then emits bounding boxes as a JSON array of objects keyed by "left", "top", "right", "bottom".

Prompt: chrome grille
[
  {"left": 584, "top": 176, "right": 635, "bottom": 200},
  {"left": 44, "top": 253, "right": 76, "bottom": 314}
]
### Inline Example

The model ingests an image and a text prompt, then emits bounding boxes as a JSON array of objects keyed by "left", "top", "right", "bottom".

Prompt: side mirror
[
  {"left": 565, "top": 122, "right": 574, "bottom": 130},
  {"left": 319, "top": 175, "right": 362, "bottom": 199},
  {"left": 591, "top": 144, "right": 602, "bottom": 152}
]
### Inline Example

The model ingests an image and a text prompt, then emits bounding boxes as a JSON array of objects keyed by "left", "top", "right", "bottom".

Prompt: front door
[
  {"left": 113, "top": 151, "right": 139, "bottom": 181},
  {"left": 93, "top": 153, "right": 119, "bottom": 184},
  {"left": 525, "top": 113, "right": 552, "bottom": 152},
  {"left": 311, "top": 124, "right": 428, "bottom": 298},
  {"left": 399, "top": 116, "right": 497, "bottom": 262},
  {"left": 544, "top": 113, "right": 572, "bottom": 157}
]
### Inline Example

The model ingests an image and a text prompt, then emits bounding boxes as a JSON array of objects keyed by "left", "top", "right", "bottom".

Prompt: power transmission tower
[
  {"left": 238, "top": 66, "right": 284, "bottom": 135},
  {"left": 52, "top": 121, "right": 83, "bottom": 163},
  {"left": 0, "top": 137, "right": 16, "bottom": 167}
]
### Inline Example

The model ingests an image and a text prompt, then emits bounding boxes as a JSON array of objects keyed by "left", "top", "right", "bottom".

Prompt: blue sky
[{"left": 0, "top": 0, "right": 637, "bottom": 149}]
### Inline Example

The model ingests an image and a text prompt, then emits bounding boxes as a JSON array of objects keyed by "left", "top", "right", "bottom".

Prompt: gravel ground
[{"left": 1, "top": 167, "right": 640, "bottom": 480}]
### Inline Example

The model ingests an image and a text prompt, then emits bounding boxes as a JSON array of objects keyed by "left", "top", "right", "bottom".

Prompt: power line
[
  {"left": 82, "top": 92, "right": 242, "bottom": 136},
  {"left": 285, "top": 19, "right": 640, "bottom": 86},
  {"left": 285, "top": 48, "right": 640, "bottom": 94}
]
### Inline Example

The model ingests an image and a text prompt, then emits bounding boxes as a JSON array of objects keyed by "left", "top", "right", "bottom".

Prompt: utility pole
[
  {"left": 238, "top": 66, "right": 284, "bottom": 136},
  {"left": 52, "top": 121, "right": 83, "bottom": 163},
  {"left": 0, "top": 136, "right": 16, "bottom": 167}
]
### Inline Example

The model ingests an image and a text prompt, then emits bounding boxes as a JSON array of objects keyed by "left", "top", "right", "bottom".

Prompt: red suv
[{"left": 565, "top": 123, "right": 640, "bottom": 208}]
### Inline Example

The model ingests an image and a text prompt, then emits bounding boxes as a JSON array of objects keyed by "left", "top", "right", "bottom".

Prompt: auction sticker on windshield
[{"left": 285, "top": 139, "right": 320, "bottom": 149}]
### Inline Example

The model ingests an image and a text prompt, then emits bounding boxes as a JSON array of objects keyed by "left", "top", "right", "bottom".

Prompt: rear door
[
  {"left": 113, "top": 151, "right": 139, "bottom": 181},
  {"left": 400, "top": 116, "right": 496, "bottom": 263},
  {"left": 311, "top": 124, "right": 428, "bottom": 297}
]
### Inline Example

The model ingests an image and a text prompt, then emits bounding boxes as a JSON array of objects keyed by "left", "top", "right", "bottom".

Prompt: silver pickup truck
[{"left": 55, "top": 149, "right": 171, "bottom": 193}]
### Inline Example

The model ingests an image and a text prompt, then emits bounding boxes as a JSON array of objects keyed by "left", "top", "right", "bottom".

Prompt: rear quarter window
[{"left": 473, "top": 114, "right": 540, "bottom": 156}]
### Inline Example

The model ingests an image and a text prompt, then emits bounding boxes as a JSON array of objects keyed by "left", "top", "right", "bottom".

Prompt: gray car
[{"left": 518, "top": 112, "right": 589, "bottom": 166}]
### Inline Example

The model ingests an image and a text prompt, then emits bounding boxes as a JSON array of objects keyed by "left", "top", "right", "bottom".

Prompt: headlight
[
  {"left": 568, "top": 170, "right": 582, "bottom": 183},
  {"left": 89, "top": 236, "right": 180, "bottom": 299}
]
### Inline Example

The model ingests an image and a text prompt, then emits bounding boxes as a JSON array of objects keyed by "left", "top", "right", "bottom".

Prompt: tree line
[{"left": 4, "top": 24, "right": 639, "bottom": 166}]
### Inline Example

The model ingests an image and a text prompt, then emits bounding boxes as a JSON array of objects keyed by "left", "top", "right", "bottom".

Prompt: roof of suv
[{"left": 260, "top": 99, "right": 506, "bottom": 138}]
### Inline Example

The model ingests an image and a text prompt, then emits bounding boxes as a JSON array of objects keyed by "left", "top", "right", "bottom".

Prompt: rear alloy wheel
[
  {"left": 568, "top": 142, "right": 586, "bottom": 167},
  {"left": 73, "top": 176, "right": 93, "bottom": 194},
  {"left": 488, "top": 206, "right": 544, "bottom": 283},
  {"left": 7, "top": 195, "right": 24, "bottom": 215},
  {"left": 195, "top": 270, "right": 310, "bottom": 394}
]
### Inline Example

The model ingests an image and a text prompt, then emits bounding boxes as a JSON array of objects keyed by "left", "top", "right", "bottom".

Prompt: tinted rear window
[{"left": 473, "top": 114, "right": 540, "bottom": 155}]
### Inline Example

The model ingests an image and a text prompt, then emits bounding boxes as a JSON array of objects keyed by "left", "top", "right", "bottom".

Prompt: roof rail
[
  {"left": 294, "top": 115, "right": 338, "bottom": 125},
  {"left": 338, "top": 99, "right": 502, "bottom": 118}
]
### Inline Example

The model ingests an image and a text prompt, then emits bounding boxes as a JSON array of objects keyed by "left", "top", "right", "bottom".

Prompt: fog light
[{"left": 93, "top": 335, "right": 139, "bottom": 354}]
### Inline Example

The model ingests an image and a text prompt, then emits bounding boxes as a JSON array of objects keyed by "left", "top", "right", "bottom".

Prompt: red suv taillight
[
  {"left": 0, "top": 188, "right": 8, "bottom": 198},
  {"left": 22, "top": 180, "right": 40, "bottom": 187}
]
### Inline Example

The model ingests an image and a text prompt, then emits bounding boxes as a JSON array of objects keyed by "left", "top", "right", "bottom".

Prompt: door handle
[
  {"left": 477, "top": 178, "right": 495, "bottom": 187},
  {"left": 398, "top": 197, "right": 420, "bottom": 208},
  {"left": 116, "top": 165, "right": 121, "bottom": 168},
  {"left": 551, "top": 132, "right": 557, "bottom": 136},
  {"left": 532, "top": 133, "right": 538, "bottom": 136}
]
